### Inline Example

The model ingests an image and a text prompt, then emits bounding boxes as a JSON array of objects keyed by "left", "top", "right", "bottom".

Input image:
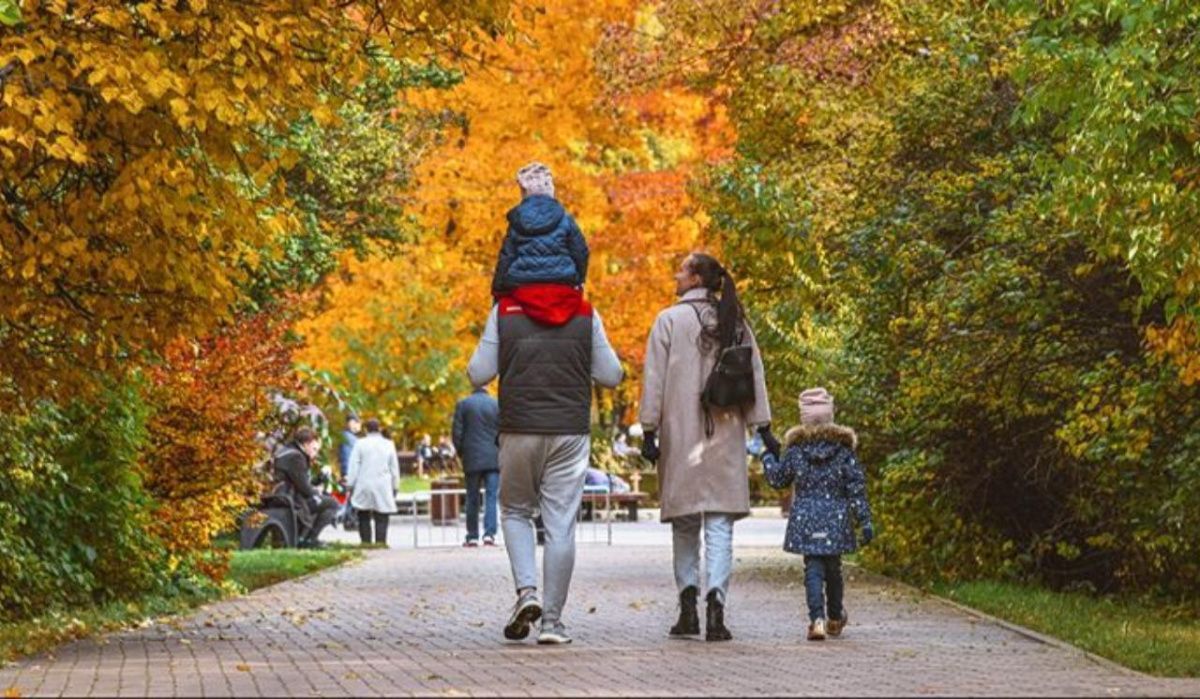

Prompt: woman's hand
[
  {"left": 757, "top": 424, "right": 781, "bottom": 460},
  {"left": 640, "top": 431, "right": 660, "bottom": 465}
]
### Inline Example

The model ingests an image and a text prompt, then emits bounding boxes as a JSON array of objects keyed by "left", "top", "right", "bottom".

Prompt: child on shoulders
[{"left": 491, "top": 162, "right": 589, "bottom": 298}]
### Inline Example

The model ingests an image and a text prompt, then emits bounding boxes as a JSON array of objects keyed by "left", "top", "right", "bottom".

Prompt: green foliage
[
  {"left": 242, "top": 58, "right": 464, "bottom": 308},
  {"left": 684, "top": 0, "right": 1200, "bottom": 597},
  {"left": 0, "top": 385, "right": 170, "bottom": 622},
  {"left": 0, "top": 0, "right": 20, "bottom": 27}
]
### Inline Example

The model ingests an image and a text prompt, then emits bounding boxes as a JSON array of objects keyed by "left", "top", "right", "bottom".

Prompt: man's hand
[
  {"left": 757, "top": 424, "right": 781, "bottom": 460},
  {"left": 640, "top": 431, "right": 660, "bottom": 465}
]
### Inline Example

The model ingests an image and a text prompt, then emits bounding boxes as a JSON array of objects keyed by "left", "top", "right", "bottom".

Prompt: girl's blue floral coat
[{"left": 762, "top": 423, "right": 873, "bottom": 556}]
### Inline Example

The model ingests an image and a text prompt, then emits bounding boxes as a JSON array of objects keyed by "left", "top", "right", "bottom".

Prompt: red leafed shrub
[{"left": 142, "top": 310, "right": 301, "bottom": 580}]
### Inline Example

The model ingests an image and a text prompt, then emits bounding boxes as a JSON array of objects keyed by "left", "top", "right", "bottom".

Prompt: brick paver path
[{"left": 4, "top": 545, "right": 1199, "bottom": 697}]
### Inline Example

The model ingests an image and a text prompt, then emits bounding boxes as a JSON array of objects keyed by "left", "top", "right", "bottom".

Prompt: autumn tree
[
  {"left": 0, "top": 0, "right": 509, "bottom": 405},
  {"left": 406, "top": 0, "right": 732, "bottom": 419},
  {"left": 142, "top": 310, "right": 301, "bottom": 579}
]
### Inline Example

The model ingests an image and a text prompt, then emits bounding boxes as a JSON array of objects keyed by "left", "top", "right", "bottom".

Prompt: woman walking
[
  {"left": 346, "top": 418, "right": 401, "bottom": 546},
  {"left": 639, "top": 252, "right": 777, "bottom": 641}
]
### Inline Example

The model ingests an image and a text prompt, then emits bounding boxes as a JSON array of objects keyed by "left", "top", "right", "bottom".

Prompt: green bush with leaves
[
  {"left": 627, "top": 0, "right": 1200, "bottom": 598},
  {"left": 0, "top": 386, "right": 171, "bottom": 622}
]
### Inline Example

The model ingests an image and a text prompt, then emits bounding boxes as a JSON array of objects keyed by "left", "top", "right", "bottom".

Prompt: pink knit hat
[
  {"left": 516, "top": 162, "right": 555, "bottom": 198},
  {"left": 799, "top": 387, "right": 834, "bottom": 425}
]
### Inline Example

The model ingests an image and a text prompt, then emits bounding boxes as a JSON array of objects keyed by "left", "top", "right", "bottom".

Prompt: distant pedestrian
[
  {"left": 437, "top": 434, "right": 458, "bottom": 470},
  {"left": 338, "top": 414, "right": 362, "bottom": 482},
  {"left": 336, "top": 413, "right": 362, "bottom": 526},
  {"left": 347, "top": 419, "right": 401, "bottom": 546},
  {"left": 417, "top": 433, "right": 435, "bottom": 476},
  {"left": 452, "top": 387, "right": 501, "bottom": 547},
  {"left": 762, "top": 388, "right": 874, "bottom": 641}
]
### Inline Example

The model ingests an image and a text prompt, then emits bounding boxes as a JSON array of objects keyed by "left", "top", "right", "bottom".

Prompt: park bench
[{"left": 580, "top": 491, "right": 648, "bottom": 521}]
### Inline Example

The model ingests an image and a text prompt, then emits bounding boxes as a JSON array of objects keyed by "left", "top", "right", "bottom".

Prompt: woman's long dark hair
[{"left": 686, "top": 252, "right": 745, "bottom": 351}]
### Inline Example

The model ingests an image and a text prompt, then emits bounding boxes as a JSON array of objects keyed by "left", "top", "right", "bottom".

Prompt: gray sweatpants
[{"left": 499, "top": 433, "right": 590, "bottom": 625}]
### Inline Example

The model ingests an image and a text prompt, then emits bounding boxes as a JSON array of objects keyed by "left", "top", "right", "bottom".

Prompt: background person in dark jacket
[
  {"left": 490, "top": 162, "right": 589, "bottom": 296},
  {"left": 273, "top": 427, "right": 338, "bottom": 548},
  {"left": 452, "top": 387, "right": 501, "bottom": 547},
  {"left": 337, "top": 414, "right": 361, "bottom": 482},
  {"left": 762, "top": 388, "right": 874, "bottom": 641}
]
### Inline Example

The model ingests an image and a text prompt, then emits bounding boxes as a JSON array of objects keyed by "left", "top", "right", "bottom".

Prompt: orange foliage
[
  {"left": 142, "top": 311, "right": 300, "bottom": 578},
  {"left": 295, "top": 243, "right": 472, "bottom": 441},
  {"left": 409, "top": 0, "right": 732, "bottom": 388},
  {"left": 301, "top": 1, "right": 735, "bottom": 430},
  {"left": 1147, "top": 315, "right": 1200, "bottom": 386}
]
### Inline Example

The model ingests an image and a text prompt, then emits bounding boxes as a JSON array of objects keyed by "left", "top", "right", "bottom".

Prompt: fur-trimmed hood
[{"left": 783, "top": 423, "right": 858, "bottom": 450}]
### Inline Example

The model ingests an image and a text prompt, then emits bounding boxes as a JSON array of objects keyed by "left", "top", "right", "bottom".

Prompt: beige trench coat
[{"left": 638, "top": 288, "right": 771, "bottom": 522}]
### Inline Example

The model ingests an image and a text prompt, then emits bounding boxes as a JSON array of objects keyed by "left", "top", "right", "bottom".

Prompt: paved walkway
[{"left": 4, "top": 543, "right": 1199, "bottom": 697}]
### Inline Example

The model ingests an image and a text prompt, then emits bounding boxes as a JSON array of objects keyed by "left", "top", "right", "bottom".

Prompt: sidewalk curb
[{"left": 847, "top": 564, "right": 1144, "bottom": 679}]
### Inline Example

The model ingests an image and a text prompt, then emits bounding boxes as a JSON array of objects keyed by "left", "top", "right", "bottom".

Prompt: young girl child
[
  {"left": 762, "top": 387, "right": 874, "bottom": 640},
  {"left": 490, "top": 162, "right": 589, "bottom": 298}
]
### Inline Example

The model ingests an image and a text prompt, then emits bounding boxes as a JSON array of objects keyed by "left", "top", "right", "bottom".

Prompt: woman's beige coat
[{"left": 639, "top": 288, "right": 771, "bottom": 522}]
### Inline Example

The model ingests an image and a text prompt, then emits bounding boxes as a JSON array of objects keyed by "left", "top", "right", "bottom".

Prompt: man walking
[
  {"left": 453, "top": 387, "right": 502, "bottom": 547},
  {"left": 468, "top": 283, "right": 622, "bottom": 645},
  {"left": 338, "top": 414, "right": 362, "bottom": 482}
]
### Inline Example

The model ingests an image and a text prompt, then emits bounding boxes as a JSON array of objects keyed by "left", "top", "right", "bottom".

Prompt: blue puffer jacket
[
  {"left": 763, "top": 423, "right": 873, "bottom": 556},
  {"left": 491, "top": 195, "right": 588, "bottom": 295}
]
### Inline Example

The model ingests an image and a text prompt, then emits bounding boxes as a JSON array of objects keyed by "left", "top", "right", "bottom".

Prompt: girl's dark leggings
[{"left": 804, "top": 554, "right": 844, "bottom": 622}]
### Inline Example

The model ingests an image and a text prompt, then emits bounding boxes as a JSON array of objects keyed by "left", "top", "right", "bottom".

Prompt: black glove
[
  {"left": 860, "top": 523, "right": 875, "bottom": 546},
  {"left": 757, "top": 424, "right": 781, "bottom": 460},
  {"left": 640, "top": 431, "right": 660, "bottom": 465}
]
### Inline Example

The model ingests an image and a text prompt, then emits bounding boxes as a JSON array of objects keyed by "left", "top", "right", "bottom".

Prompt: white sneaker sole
[{"left": 536, "top": 632, "right": 572, "bottom": 645}]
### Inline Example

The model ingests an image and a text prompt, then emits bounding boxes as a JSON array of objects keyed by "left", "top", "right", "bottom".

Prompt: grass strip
[
  {"left": 935, "top": 580, "right": 1200, "bottom": 677},
  {"left": 227, "top": 547, "right": 361, "bottom": 592}
]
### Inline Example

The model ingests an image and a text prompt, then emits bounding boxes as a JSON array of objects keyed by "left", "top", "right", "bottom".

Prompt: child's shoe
[
  {"left": 826, "top": 610, "right": 847, "bottom": 637},
  {"left": 807, "top": 618, "right": 827, "bottom": 641}
]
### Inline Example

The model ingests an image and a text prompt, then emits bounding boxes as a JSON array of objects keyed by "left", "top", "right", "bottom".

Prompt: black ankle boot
[
  {"left": 700, "top": 590, "right": 729, "bottom": 638},
  {"left": 669, "top": 586, "right": 700, "bottom": 636},
  {"left": 705, "top": 589, "right": 732, "bottom": 641}
]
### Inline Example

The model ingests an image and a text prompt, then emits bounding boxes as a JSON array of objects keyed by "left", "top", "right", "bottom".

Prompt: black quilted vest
[{"left": 497, "top": 297, "right": 593, "bottom": 435}]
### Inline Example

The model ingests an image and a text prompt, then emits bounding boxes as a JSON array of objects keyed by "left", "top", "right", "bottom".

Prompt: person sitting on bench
[{"left": 273, "top": 427, "right": 338, "bottom": 548}]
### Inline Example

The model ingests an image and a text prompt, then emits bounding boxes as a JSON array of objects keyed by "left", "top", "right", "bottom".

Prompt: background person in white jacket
[{"left": 346, "top": 418, "right": 401, "bottom": 546}]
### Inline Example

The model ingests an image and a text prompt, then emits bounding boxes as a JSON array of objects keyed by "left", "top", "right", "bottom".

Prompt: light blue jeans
[
  {"left": 672, "top": 513, "right": 736, "bottom": 604},
  {"left": 499, "top": 434, "right": 590, "bottom": 625}
]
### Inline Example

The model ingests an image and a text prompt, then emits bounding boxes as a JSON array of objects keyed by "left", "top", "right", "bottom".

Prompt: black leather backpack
[{"left": 685, "top": 302, "right": 756, "bottom": 435}]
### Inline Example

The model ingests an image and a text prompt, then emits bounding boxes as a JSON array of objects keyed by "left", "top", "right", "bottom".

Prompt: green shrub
[{"left": 0, "top": 385, "right": 171, "bottom": 622}]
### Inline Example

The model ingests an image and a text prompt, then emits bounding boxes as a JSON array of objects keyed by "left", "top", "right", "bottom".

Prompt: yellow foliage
[
  {"left": 396, "top": 0, "right": 732, "bottom": 417},
  {"left": 0, "top": 0, "right": 510, "bottom": 404}
]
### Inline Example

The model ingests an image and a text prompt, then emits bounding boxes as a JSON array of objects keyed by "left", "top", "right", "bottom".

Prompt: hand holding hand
[
  {"left": 640, "top": 431, "right": 660, "bottom": 465},
  {"left": 757, "top": 424, "right": 782, "bottom": 460}
]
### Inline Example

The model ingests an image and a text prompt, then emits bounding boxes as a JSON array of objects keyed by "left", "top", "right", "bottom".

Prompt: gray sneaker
[
  {"left": 537, "top": 621, "right": 572, "bottom": 645},
  {"left": 504, "top": 592, "right": 542, "bottom": 640}
]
